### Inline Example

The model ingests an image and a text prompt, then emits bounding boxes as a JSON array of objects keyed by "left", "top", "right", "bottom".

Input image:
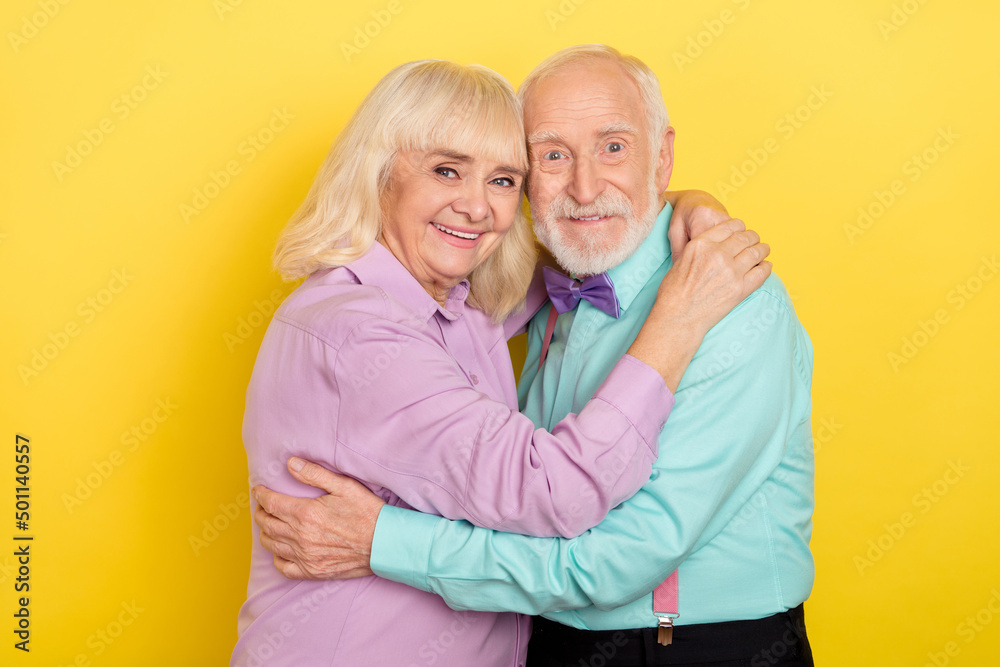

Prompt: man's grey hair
[{"left": 517, "top": 44, "right": 670, "bottom": 151}]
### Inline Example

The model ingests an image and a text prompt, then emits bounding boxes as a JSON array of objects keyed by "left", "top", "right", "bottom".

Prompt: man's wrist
[{"left": 370, "top": 504, "right": 439, "bottom": 593}]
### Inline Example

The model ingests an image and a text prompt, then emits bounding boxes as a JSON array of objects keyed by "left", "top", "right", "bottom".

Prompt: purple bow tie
[{"left": 542, "top": 266, "right": 621, "bottom": 318}]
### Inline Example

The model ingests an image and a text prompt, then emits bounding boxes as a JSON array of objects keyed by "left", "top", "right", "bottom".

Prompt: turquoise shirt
[{"left": 372, "top": 203, "right": 815, "bottom": 629}]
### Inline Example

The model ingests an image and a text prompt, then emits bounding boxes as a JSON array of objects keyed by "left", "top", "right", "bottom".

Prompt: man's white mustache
[{"left": 547, "top": 192, "right": 632, "bottom": 220}]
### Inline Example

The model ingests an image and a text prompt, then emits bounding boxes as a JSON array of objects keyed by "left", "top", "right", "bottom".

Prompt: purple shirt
[{"left": 232, "top": 242, "right": 673, "bottom": 667}]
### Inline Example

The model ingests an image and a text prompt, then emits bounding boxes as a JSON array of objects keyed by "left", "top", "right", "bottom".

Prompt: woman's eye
[
  {"left": 435, "top": 167, "right": 458, "bottom": 178},
  {"left": 543, "top": 150, "right": 564, "bottom": 161},
  {"left": 491, "top": 176, "right": 516, "bottom": 187}
]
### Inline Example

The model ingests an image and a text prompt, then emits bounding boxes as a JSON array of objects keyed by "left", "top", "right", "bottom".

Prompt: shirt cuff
[
  {"left": 594, "top": 354, "right": 675, "bottom": 454},
  {"left": 370, "top": 503, "right": 437, "bottom": 592}
]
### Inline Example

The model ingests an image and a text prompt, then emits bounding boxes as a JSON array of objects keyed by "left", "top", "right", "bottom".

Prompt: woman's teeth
[{"left": 433, "top": 223, "right": 480, "bottom": 239}]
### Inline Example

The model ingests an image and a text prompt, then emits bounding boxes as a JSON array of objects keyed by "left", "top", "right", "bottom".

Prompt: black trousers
[{"left": 526, "top": 605, "right": 814, "bottom": 667}]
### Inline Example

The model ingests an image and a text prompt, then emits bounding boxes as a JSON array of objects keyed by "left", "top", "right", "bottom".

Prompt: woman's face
[{"left": 380, "top": 149, "right": 525, "bottom": 304}]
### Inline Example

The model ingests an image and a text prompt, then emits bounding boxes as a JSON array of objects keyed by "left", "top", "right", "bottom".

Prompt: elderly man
[{"left": 254, "top": 45, "right": 814, "bottom": 666}]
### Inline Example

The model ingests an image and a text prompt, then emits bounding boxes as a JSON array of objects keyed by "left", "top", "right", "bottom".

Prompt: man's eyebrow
[
  {"left": 527, "top": 123, "right": 639, "bottom": 145},
  {"left": 526, "top": 129, "right": 564, "bottom": 145},
  {"left": 597, "top": 122, "right": 639, "bottom": 137}
]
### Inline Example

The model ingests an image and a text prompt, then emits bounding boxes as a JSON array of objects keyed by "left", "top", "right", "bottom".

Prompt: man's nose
[{"left": 566, "top": 156, "right": 605, "bottom": 205}]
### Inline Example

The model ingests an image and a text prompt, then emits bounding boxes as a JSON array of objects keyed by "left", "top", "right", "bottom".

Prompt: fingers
[
  {"left": 287, "top": 457, "right": 346, "bottom": 495},
  {"left": 251, "top": 484, "right": 303, "bottom": 523},
  {"left": 689, "top": 216, "right": 725, "bottom": 241},
  {"left": 257, "top": 508, "right": 311, "bottom": 578},
  {"left": 273, "top": 554, "right": 311, "bottom": 580},
  {"left": 743, "top": 261, "right": 773, "bottom": 294},
  {"left": 667, "top": 192, "right": 731, "bottom": 257},
  {"left": 694, "top": 217, "right": 746, "bottom": 244},
  {"left": 259, "top": 527, "right": 298, "bottom": 562},
  {"left": 688, "top": 206, "right": 731, "bottom": 240},
  {"left": 665, "top": 190, "right": 730, "bottom": 219},
  {"left": 667, "top": 217, "right": 689, "bottom": 258},
  {"left": 251, "top": 485, "right": 278, "bottom": 517},
  {"left": 719, "top": 228, "right": 760, "bottom": 256},
  {"left": 681, "top": 224, "right": 760, "bottom": 275},
  {"left": 733, "top": 242, "right": 770, "bottom": 272},
  {"left": 253, "top": 503, "right": 297, "bottom": 543},
  {"left": 755, "top": 242, "right": 771, "bottom": 262}
]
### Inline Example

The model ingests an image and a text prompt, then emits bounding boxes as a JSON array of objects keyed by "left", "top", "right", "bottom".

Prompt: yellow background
[{"left": 4, "top": 0, "right": 999, "bottom": 665}]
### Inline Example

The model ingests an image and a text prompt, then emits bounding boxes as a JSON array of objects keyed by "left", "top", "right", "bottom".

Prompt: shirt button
[
  {"left": 471, "top": 374, "right": 479, "bottom": 385},
  {"left": 658, "top": 420, "right": 666, "bottom": 432}
]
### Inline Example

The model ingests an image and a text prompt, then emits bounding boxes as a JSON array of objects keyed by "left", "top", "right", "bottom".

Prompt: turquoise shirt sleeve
[{"left": 372, "top": 279, "right": 812, "bottom": 617}]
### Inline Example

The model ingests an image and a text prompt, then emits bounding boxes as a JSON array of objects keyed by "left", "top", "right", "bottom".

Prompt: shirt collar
[
  {"left": 345, "top": 241, "right": 470, "bottom": 322},
  {"left": 606, "top": 202, "right": 673, "bottom": 314}
]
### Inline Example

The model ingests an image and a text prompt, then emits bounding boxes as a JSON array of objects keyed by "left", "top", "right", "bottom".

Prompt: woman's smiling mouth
[{"left": 432, "top": 222, "right": 482, "bottom": 240}]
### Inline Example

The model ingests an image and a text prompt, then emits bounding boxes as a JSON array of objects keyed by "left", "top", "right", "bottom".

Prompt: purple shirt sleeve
[
  {"left": 332, "top": 319, "right": 673, "bottom": 538},
  {"left": 503, "top": 264, "right": 550, "bottom": 340}
]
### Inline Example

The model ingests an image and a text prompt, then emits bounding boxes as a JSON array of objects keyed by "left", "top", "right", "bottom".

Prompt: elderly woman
[{"left": 232, "top": 60, "right": 767, "bottom": 666}]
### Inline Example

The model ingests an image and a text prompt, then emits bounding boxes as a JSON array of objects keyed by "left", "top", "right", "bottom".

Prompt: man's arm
[
  {"left": 256, "top": 277, "right": 812, "bottom": 611},
  {"left": 372, "top": 277, "right": 811, "bottom": 614}
]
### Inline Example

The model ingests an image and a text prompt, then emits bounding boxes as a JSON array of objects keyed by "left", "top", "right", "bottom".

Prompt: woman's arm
[{"left": 330, "top": 315, "right": 671, "bottom": 540}]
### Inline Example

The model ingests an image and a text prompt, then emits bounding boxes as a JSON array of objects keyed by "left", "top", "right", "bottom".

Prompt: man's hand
[
  {"left": 252, "top": 458, "right": 386, "bottom": 580},
  {"left": 664, "top": 190, "right": 731, "bottom": 258}
]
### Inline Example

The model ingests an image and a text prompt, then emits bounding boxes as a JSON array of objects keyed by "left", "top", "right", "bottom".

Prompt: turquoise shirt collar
[{"left": 606, "top": 202, "right": 673, "bottom": 314}]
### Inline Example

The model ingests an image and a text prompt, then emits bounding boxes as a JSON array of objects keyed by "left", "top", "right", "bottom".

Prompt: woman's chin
[{"left": 427, "top": 247, "right": 490, "bottom": 281}]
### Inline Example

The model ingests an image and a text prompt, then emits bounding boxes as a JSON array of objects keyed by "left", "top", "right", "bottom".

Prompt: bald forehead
[{"left": 522, "top": 59, "right": 645, "bottom": 136}]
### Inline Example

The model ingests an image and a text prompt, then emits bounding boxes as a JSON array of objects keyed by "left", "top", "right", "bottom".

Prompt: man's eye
[
  {"left": 543, "top": 150, "right": 564, "bottom": 161},
  {"left": 606, "top": 142, "right": 624, "bottom": 153}
]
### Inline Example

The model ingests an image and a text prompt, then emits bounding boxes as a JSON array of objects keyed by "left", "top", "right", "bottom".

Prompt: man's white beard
[{"left": 532, "top": 177, "right": 661, "bottom": 276}]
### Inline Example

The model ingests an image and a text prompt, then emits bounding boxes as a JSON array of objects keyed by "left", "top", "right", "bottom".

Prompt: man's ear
[{"left": 655, "top": 127, "right": 676, "bottom": 193}]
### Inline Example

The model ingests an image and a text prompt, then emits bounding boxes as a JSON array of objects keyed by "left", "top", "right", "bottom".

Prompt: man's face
[{"left": 524, "top": 60, "right": 674, "bottom": 276}]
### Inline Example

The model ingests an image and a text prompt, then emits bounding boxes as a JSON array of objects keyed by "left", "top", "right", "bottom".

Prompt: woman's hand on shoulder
[
  {"left": 664, "top": 189, "right": 731, "bottom": 258},
  {"left": 655, "top": 218, "right": 772, "bottom": 339}
]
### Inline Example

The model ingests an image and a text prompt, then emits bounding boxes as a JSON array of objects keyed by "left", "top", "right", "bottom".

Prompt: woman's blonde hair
[{"left": 274, "top": 60, "right": 536, "bottom": 321}]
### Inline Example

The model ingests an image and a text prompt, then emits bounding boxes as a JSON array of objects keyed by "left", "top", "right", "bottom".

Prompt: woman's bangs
[{"left": 399, "top": 78, "right": 526, "bottom": 171}]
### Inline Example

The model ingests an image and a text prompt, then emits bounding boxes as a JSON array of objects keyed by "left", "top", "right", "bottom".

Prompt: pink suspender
[
  {"left": 653, "top": 569, "right": 679, "bottom": 645},
  {"left": 537, "top": 307, "right": 559, "bottom": 371}
]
